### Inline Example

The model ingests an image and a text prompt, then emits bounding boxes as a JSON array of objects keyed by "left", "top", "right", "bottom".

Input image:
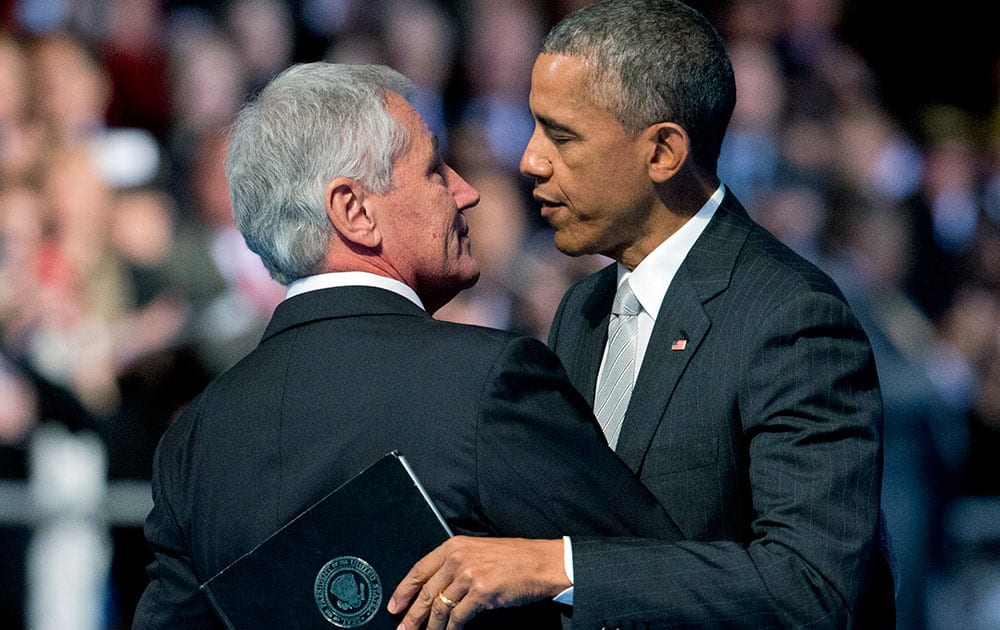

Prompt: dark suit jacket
[
  {"left": 133, "top": 286, "right": 681, "bottom": 629},
  {"left": 549, "top": 192, "right": 894, "bottom": 628}
]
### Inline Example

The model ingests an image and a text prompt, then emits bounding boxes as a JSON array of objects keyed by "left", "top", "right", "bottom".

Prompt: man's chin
[
  {"left": 461, "top": 268, "right": 482, "bottom": 290},
  {"left": 552, "top": 232, "right": 588, "bottom": 258},
  {"left": 425, "top": 268, "right": 481, "bottom": 314}
]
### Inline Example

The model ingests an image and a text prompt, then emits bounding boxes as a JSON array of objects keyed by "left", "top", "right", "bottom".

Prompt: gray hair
[
  {"left": 543, "top": 0, "right": 736, "bottom": 172},
  {"left": 226, "top": 63, "right": 417, "bottom": 284}
]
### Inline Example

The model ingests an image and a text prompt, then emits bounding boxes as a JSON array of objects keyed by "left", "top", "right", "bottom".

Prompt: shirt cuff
[{"left": 552, "top": 535, "right": 574, "bottom": 605}]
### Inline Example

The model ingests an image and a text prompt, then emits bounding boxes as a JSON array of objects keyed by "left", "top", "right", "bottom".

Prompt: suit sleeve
[
  {"left": 474, "top": 336, "right": 683, "bottom": 541},
  {"left": 133, "top": 416, "right": 222, "bottom": 629},
  {"left": 570, "top": 291, "right": 884, "bottom": 629}
]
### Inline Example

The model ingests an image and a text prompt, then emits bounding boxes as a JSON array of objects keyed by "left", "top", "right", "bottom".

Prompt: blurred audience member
[
  {"left": 0, "top": 34, "right": 30, "bottom": 127},
  {"left": 0, "top": 36, "right": 44, "bottom": 182},
  {"left": 165, "top": 25, "right": 248, "bottom": 174},
  {"left": 29, "top": 143, "right": 128, "bottom": 416},
  {"left": 98, "top": 0, "right": 172, "bottom": 139},
  {"left": 173, "top": 128, "right": 284, "bottom": 375},
  {"left": 717, "top": 40, "right": 785, "bottom": 210},
  {"left": 457, "top": 0, "right": 544, "bottom": 171},
  {"left": 31, "top": 33, "right": 110, "bottom": 143},
  {"left": 382, "top": 0, "right": 455, "bottom": 146},
  {"left": 908, "top": 110, "right": 983, "bottom": 320},
  {"left": 225, "top": 0, "right": 295, "bottom": 93}
]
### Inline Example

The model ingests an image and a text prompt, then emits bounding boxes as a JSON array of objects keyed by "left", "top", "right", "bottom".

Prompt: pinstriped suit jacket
[{"left": 549, "top": 192, "right": 895, "bottom": 628}]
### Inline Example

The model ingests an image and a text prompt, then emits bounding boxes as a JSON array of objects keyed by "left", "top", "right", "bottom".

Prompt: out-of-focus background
[{"left": 0, "top": 0, "right": 998, "bottom": 628}]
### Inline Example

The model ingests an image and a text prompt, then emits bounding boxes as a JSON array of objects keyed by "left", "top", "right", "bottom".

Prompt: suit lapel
[
  {"left": 615, "top": 193, "right": 753, "bottom": 472},
  {"left": 565, "top": 267, "right": 617, "bottom": 407},
  {"left": 615, "top": 280, "right": 709, "bottom": 470}
]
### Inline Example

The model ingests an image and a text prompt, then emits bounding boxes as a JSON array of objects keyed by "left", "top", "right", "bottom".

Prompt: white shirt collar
[
  {"left": 284, "top": 271, "right": 426, "bottom": 310},
  {"left": 618, "top": 184, "right": 725, "bottom": 320}
]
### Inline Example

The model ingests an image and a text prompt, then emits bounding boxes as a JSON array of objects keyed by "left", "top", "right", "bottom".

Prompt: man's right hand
[{"left": 387, "top": 536, "right": 569, "bottom": 630}]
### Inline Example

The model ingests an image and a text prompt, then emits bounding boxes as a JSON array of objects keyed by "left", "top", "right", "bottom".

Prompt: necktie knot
[{"left": 612, "top": 281, "right": 641, "bottom": 316}]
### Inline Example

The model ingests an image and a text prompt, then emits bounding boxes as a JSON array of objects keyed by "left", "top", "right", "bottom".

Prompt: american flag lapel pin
[{"left": 671, "top": 328, "right": 689, "bottom": 351}]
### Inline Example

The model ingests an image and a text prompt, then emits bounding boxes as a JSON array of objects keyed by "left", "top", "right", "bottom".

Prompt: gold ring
[{"left": 438, "top": 592, "right": 459, "bottom": 608}]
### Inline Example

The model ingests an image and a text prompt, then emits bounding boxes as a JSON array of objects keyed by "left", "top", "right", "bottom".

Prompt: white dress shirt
[
  {"left": 597, "top": 184, "right": 724, "bottom": 387},
  {"left": 285, "top": 271, "right": 425, "bottom": 310}
]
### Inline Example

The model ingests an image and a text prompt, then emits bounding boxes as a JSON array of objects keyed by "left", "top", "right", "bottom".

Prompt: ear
[
  {"left": 644, "top": 122, "right": 689, "bottom": 184},
  {"left": 325, "top": 176, "right": 381, "bottom": 249}
]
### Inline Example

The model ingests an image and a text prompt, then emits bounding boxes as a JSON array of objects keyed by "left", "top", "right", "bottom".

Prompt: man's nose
[
  {"left": 519, "top": 133, "right": 552, "bottom": 179},
  {"left": 447, "top": 166, "right": 480, "bottom": 209}
]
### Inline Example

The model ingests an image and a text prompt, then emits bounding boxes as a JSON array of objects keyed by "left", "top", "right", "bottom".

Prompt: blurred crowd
[{"left": 0, "top": 0, "right": 998, "bottom": 628}]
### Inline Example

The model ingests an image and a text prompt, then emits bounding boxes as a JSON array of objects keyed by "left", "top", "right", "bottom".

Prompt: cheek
[
  {"left": 564, "top": 179, "right": 614, "bottom": 224},
  {"left": 571, "top": 157, "right": 648, "bottom": 216},
  {"left": 559, "top": 158, "right": 614, "bottom": 204}
]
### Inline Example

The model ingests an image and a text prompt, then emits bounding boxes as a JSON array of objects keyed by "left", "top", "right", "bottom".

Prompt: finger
[
  {"left": 399, "top": 579, "right": 447, "bottom": 630},
  {"left": 400, "top": 563, "right": 470, "bottom": 630},
  {"left": 427, "top": 566, "right": 475, "bottom": 630},
  {"left": 445, "top": 597, "right": 482, "bottom": 630},
  {"left": 388, "top": 548, "right": 446, "bottom": 614},
  {"left": 425, "top": 590, "right": 459, "bottom": 630}
]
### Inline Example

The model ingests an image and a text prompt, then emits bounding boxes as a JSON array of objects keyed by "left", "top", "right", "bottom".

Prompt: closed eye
[
  {"left": 428, "top": 136, "right": 447, "bottom": 181},
  {"left": 537, "top": 115, "right": 578, "bottom": 145},
  {"left": 547, "top": 132, "right": 573, "bottom": 145}
]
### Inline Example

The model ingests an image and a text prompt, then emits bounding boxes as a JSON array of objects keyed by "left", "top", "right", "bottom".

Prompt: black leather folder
[{"left": 200, "top": 451, "right": 452, "bottom": 629}]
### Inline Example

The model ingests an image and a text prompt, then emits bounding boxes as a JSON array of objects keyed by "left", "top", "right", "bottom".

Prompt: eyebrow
[{"left": 430, "top": 134, "right": 443, "bottom": 165}]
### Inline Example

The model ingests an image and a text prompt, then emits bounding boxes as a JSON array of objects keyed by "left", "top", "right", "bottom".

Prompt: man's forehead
[
  {"left": 384, "top": 90, "right": 414, "bottom": 117},
  {"left": 531, "top": 53, "right": 595, "bottom": 86},
  {"left": 386, "top": 91, "right": 430, "bottom": 132},
  {"left": 383, "top": 89, "right": 438, "bottom": 166},
  {"left": 529, "top": 53, "right": 606, "bottom": 117}
]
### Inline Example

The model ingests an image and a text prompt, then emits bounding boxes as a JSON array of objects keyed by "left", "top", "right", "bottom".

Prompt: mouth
[{"left": 533, "top": 192, "right": 565, "bottom": 218}]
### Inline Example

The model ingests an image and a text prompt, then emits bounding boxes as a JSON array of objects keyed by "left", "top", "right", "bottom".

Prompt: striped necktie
[{"left": 594, "top": 280, "right": 641, "bottom": 448}]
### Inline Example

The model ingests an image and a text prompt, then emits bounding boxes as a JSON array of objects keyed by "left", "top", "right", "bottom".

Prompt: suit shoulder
[
  {"left": 710, "top": 196, "right": 846, "bottom": 302},
  {"left": 564, "top": 262, "right": 615, "bottom": 294},
  {"left": 428, "top": 317, "right": 522, "bottom": 343},
  {"left": 156, "top": 387, "right": 208, "bottom": 452},
  {"left": 738, "top": 221, "right": 849, "bottom": 304},
  {"left": 430, "top": 317, "right": 576, "bottom": 379},
  {"left": 556, "top": 262, "right": 616, "bottom": 314}
]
